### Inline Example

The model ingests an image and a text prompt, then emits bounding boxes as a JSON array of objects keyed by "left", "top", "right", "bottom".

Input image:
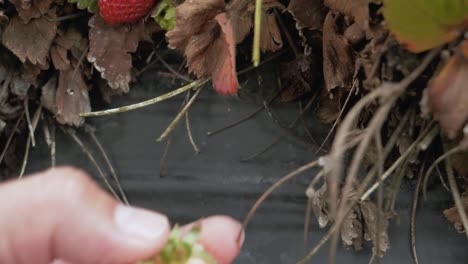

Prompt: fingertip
[{"left": 196, "top": 215, "right": 244, "bottom": 264}]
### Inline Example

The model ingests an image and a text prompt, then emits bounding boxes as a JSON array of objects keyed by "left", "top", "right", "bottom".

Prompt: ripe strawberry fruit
[{"left": 99, "top": 0, "right": 156, "bottom": 24}]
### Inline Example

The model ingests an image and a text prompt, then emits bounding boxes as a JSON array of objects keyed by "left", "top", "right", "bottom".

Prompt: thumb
[{"left": 0, "top": 167, "right": 170, "bottom": 264}]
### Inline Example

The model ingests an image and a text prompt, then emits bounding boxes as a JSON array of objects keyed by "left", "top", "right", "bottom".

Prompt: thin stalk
[
  {"left": 81, "top": 78, "right": 208, "bottom": 117},
  {"left": 240, "top": 160, "right": 319, "bottom": 242},
  {"left": 18, "top": 137, "right": 31, "bottom": 178},
  {"left": 157, "top": 87, "right": 204, "bottom": 141},
  {"left": 252, "top": 0, "right": 263, "bottom": 66},
  {"left": 0, "top": 111, "right": 25, "bottom": 164}
]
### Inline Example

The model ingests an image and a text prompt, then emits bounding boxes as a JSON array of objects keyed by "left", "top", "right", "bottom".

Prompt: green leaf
[
  {"left": 152, "top": 0, "right": 177, "bottom": 31},
  {"left": 383, "top": 0, "right": 468, "bottom": 52},
  {"left": 68, "top": 0, "right": 99, "bottom": 13}
]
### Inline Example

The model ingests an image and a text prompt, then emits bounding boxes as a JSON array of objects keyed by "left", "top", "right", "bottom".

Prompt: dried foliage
[{"left": 0, "top": 0, "right": 467, "bottom": 263}]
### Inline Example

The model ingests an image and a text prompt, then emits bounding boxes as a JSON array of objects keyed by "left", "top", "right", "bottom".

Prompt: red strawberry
[{"left": 99, "top": 0, "right": 156, "bottom": 24}]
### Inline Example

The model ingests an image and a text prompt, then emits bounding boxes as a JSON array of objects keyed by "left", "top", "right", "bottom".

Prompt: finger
[
  {"left": 0, "top": 166, "right": 170, "bottom": 264},
  {"left": 183, "top": 216, "right": 244, "bottom": 264}
]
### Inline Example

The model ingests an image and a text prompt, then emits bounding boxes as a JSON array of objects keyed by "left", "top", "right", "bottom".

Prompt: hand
[{"left": 0, "top": 167, "right": 243, "bottom": 264}]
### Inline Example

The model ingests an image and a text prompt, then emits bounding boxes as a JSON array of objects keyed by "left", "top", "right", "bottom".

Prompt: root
[
  {"left": 0, "top": 111, "right": 25, "bottom": 164},
  {"left": 85, "top": 125, "right": 129, "bottom": 205},
  {"left": 63, "top": 127, "right": 121, "bottom": 202},
  {"left": 444, "top": 146, "right": 468, "bottom": 238},
  {"left": 423, "top": 145, "right": 464, "bottom": 201},
  {"left": 239, "top": 160, "right": 319, "bottom": 242},
  {"left": 410, "top": 163, "right": 425, "bottom": 264},
  {"left": 157, "top": 87, "right": 203, "bottom": 141}
]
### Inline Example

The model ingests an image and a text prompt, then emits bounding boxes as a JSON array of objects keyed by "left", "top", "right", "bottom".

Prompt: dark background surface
[{"left": 25, "top": 68, "right": 467, "bottom": 263}]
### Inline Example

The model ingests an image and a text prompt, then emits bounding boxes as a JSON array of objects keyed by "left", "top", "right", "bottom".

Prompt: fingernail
[{"left": 114, "top": 205, "right": 169, "bottom": 243}]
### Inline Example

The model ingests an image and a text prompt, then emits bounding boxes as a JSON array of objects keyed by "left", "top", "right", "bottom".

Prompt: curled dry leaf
[
  {"left": 166, "top": 0, "right": 238, "bottom": 95},
  {"left": 9, "top": 0, "right": 53, "bottom": 23},
  {"left": 423, "top": 41, "right": 468, "bottom": 139},
  {"left": 307, "top": 182, "right": 329, "bottom": 228},
  {"left": 88, "top": 15, "right": 147, "bottom": 93},
  {"left": 56, "top": 68, "right": 91, "bottom": 126},
  {"left": 341, "top": 205, "right": 363, "bottom": 251},
  {"left": 41, "top": 75, "right": 58, "bottom": 114},
  {"left": 287, "top": 0, "right": 327, "bottom": 30},
  {"left": 322, "top": 11, "right": 354, "bottom": 92},
  {"left": 315, "top": 87, "right": 344, "bottom": 124},
  {"left": 360, "top": 200, "right": 389, "bottom": 257},
  {"left": 444, "top": 192, "right": 468, "bottom": 233},
  {"left": 259, "top": 0, "right": 284, "bottom": 52},
  {"left": 324, "top": 0, "right": 377, "bottom": 34},
  {"left": 226, "top": 0, "right": 254, "bottom": 44},
  {"left": 2, "top": 13, "right": 57, "bottom": 66}
]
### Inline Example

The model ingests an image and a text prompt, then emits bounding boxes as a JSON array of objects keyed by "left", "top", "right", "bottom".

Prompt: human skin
[{"left": 0, "top": 167, "right": 243, "bottom": 264}]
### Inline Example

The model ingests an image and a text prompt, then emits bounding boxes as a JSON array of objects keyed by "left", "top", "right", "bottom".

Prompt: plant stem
[
  {"left": 252, "top": 0, "right": 262, "bottom": 66},
  {"left": 81, "top": 78, "right": 208, "bottom": 117}
]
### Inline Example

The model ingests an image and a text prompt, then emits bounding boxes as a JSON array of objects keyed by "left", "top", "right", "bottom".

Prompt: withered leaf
[
  {"left": 51, "top": 45, "right": 70, "bottom": 71},
  {"left": 166, "top": 0, "right": 238, "bottom": 95},
  {"left": 2, "top": 14, "right": 57, "bottom": 66},
  {"left": 56, "top": 68, "right": 91, "bottom": 126},
  {"left": 341, "top": 205, "right": 363, "bottom": 251},
  {"left": 423, "top": 41, "right": 468, "bottom": 139},
  {"left": 306, "top": 182, "right": 329, "bottom": 228},
  {"left": 41, "top": 75, "right": 58, "bottom": 114},
  {"left": 88, "top": 15, "right": 146, "bottom": 93},
  {"left": 287, "top": 0, "right": 327, "bottom": 30},
  {"left": 324, "top": 0, "right": 377, "bottom": 33},
  {"left": 260, "top": 0, "right": 284, "bottom": 52},
  {"left": 444, "top": 192, "right": 468, "bottom": 233},
  {"left": 322, "top": 11, "right": 354, "bottom": 91},
  {"left": 360, "top": 200, "right": 389, "bottom": 257},
  {"left": 51, "top": 28, "right": 86, "bottom": 72},
  {"left": 226, "top": 0, "right": 254, "bottom": 44},
  {"left": 10, "top": 75, "right": 31, "bottom": 98},
  {"left": 315, "top": 88, "right": 343, "bottom": 123},
  {"left": 166, "top": 0, "right": 224, "bottom": 51},
  {"left": 280, "top": 54, "right": 318, "bottom": 102},
  {"left": 9, "top": 0, "right": 53, "bottom": 23},
  {"left": 22, "top": 61, "right": 42, "bottom": 84}
]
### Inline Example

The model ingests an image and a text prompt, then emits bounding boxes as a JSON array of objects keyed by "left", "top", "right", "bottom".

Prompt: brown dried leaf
[
  {"left": 306, "top": 183, "right": 329, "bottom": 228},
  {"left": 260, "top": 0, "right": 284, "bottom": 52},
  {"left": 21, "top": 61, "right": 42, "bottom": 84},
  {"left": 341, "top": 205, "right": 363, "bottom": 251},
  {"left": 56, "top": 68, "right": 91, "bottom": 126},
  {"left": 287, "top": 0, "right": 327, "bottom": 30},
  {"left": 88, "top": 15, "right": 146, "bottom": 93},
  {"left": 10, "top": 75, "right": 31, "bottom": 98},
  {"left": 2, "top": 14, "right": 57, "bottom": 66},
  {"left": 444, "top": 192, "right": 468, "bottom": 233},
  {"left": 51, "top": 28, "right": 86, "bottom": 72},
  {"left": 322, "top": 12, "right": 354, "bottom": 91},
  {"left": 51, "top": 45, "right": 70, "bottom": 71},
  {"left": 166, "top": 0, "right": 224, "bottom": 51},
  {"left": 9, "top": 0, "right": 53, "bottom": 23},
  {"left": 41, "top": 75, "right": 58, "bottom": 114},
  {"left": 423, "top": 41, "right": 468, "bottom": 139},
  {"left": 166, "top": 0, "right": 238, "bottom": 95},
  {"left": 451, "top": 151, "right": 468, "bottom": 181},
  {"left": 280, "top": 54, "right": 318, "bottom": 102},
  {"left": 360, "top": 200, "right": 389, "bottom": 257},
  {"left": 315, "top": 88, "right": 343, "bottom": 123},
  {"left": 227, "top": 0, "right": 254, "bottom": 44},
  {"left": 324, "top": 0, "right": 377, "bottom": 32}
]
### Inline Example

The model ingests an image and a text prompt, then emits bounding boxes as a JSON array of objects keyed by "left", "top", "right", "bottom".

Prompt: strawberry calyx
[{"left": 137, "top": 224, "right": 217, "bottom": 264}]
